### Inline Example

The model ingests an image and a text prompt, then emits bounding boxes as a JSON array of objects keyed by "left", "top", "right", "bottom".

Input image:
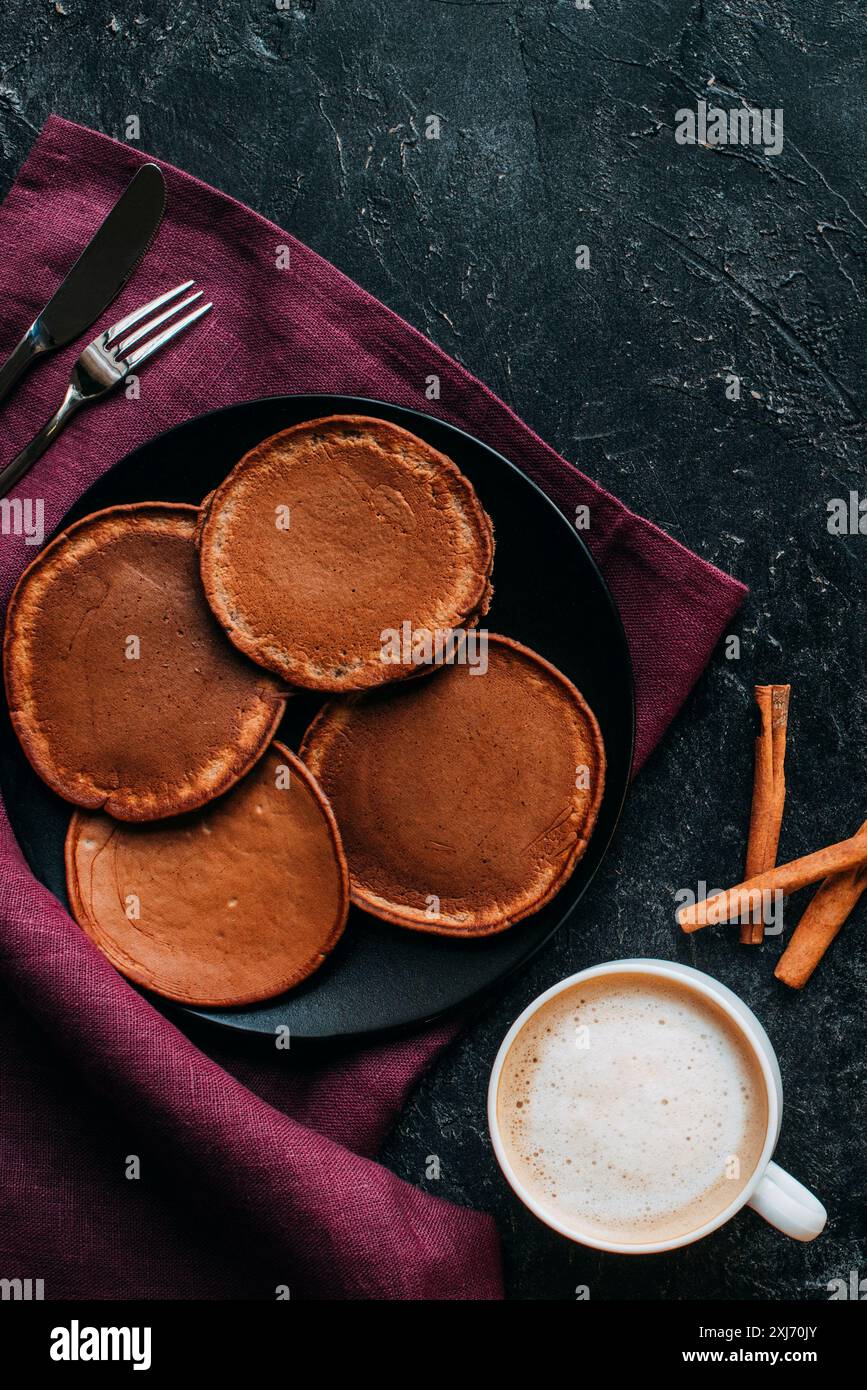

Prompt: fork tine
[
  {"left": 117, "top": 291, "right": 203, "bottom": 356},
  {"left": 124, "top": 302, "right": 213, "bottom": 372},
  {"left": 105, "top": 280, "right": 196, "bottom": 346}
]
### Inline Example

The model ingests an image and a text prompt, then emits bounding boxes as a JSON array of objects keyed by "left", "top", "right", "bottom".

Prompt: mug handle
[{"left": 747, "top": 1161, "right": 827, "bottom": 1241}]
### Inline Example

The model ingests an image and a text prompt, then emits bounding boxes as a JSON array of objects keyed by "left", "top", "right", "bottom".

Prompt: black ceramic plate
[{"left": 0, "top": 396, "right": 634, "bottom": 1040}]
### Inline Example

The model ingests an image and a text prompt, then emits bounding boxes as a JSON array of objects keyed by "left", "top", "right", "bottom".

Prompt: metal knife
[{"left": 0, "top": 161, "right": 166, "bottom": 409}]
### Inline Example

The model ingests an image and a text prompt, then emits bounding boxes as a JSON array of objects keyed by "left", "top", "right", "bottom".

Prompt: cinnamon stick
[
  {"left": 775, "top": 820, "right": 867, "bottom": 988},
  {"left": 741, "top": 684, "right": 790, "bottom": 944},
  {"left": 678, "top": 830, "right": 867, "bottom": 932}
]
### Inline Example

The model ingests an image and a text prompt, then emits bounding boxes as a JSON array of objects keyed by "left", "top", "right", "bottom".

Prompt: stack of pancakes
[{"left": 4, "top": 415, "right": 605, "bottom": 1006}]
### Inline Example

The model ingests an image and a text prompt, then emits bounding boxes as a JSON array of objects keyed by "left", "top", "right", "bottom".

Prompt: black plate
[{"left": 0, "top": 396, "right": 634, "bottom": 1040}]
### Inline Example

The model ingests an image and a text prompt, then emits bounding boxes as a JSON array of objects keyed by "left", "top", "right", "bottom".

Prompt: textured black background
[{"left": 0, "top": 0, "right": 864, "bottom": 1301}]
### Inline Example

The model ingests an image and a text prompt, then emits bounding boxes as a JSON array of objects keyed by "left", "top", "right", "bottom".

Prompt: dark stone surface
[{"left": 0, "top": 0, "right": 864, "bottom": 1300}]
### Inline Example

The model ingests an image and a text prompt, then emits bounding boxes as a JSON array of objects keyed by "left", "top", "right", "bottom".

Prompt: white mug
[{"left": 487, "top": 958, "right": 827, "bottom": 1253}]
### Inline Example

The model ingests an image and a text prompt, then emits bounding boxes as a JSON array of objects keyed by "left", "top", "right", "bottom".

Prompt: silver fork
[{"left": 0, "top": 281, "right": 212, "bottom": 500}]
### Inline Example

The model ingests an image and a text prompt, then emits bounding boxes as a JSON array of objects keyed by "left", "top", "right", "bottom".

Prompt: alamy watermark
[
  {"left": 675, "top": 881, "right": 784, "bottom": 935},
  {"left": 380, "top": 622, "right": 488, "bottom": 675},
  {"left": 50, "top": 1322, "right": 151, "bottom": 1371},
  {"left": 675, "top": 100, "right": 783, "bottom": 157},
  {"left": 828, "top": 1270, "right": 867, "bottom": 1299},
  {"left": 827, "top": 491, "right": 866, "bottom": 535},
  {"left": 0, "top": 1276, "right": 44, "bottom": 1300},
  {"left": 0, "top": 497, "right": 44, "bottom": 547}
]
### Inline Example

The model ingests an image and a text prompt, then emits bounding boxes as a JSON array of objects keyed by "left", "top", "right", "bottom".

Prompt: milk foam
[{"left": 497, "top": 973, "right": 768, "bottom": 1243}]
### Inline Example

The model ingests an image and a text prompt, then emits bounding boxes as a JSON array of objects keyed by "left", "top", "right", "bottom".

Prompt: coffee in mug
[{"left": 496, "top": 971, "right": 770, "bottom": 1246}]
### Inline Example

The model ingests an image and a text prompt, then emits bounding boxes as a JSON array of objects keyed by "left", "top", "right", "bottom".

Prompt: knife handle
[
  {"left": 0, "top": 322, "right": 48, "bottom": 409},
  {"left": 0, "top": 384, "right": 82, "bottom": 501}
]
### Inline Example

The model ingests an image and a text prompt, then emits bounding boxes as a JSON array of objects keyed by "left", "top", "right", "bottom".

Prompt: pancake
[
  {"left": 193, "top": 489, "right": 214, "bottom": 548},
  {"left": 198, "top": 414, "right": 495, "bottom": 691},
  {"left": 65, "top": 742, "right": 349, "bottom": 1006},
  {"left": 4, "top": 503, "right": 286, "bottom": 822},
  {"left": 300, "top": 635, "right": 606, "bottom": 935}
]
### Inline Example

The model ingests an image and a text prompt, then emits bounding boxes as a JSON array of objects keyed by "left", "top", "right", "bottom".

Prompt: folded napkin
[{"left": 0, "top": 117, "right": 745, "bottom": 1300}]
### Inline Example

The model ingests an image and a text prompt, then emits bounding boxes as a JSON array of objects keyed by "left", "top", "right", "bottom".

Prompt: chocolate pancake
[
  {"left": 66, "top": 743, "right": 349, "bottom": 1006},
  {"left": 4, "top": 503, "right": 286, "bottom": 821},
  {"left": 300, "top": 635, "right": 606, "bottom": 935},
  {"left": 198, "top": 415, "right": 495, "bottom": 691}
]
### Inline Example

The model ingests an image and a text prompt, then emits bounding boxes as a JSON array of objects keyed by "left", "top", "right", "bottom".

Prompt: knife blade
[{"left": 0, "top": 161, "right": 166, "bottom": 409}]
